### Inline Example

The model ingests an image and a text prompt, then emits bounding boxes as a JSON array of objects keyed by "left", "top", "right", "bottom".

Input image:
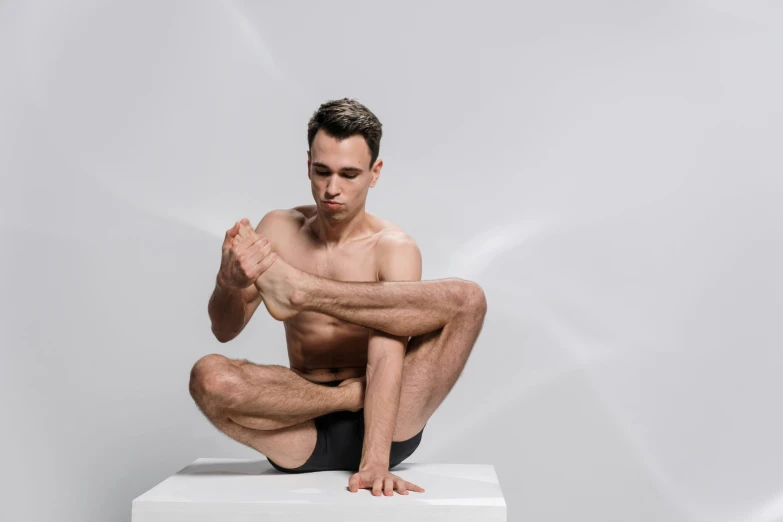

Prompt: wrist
[
  {"left": 359, "top": 456, "right": 390, "bottom": 471},
  {"left": 216, "top": 272, "right": 239, "bottom": 293}
]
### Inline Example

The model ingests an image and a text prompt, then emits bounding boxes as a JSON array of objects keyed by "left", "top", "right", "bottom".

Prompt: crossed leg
[
  {"left": 190, "top": 256, "right": 487, "bottom": 468},
  {"left": 281, "top": 268, "right": 489, "bottom": 441}
]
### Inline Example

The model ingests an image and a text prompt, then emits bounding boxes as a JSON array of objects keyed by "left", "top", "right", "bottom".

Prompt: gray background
[{"left": 1, "top": 1, "right": 782, "bottom": 521}]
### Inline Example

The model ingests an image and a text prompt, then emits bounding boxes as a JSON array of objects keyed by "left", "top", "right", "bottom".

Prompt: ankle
[
  {"left": 339, "top": 382, "right": 365, "bottom": 412},
  {"left": 288, "top": 271, "right": 314, "bottom": 311}
]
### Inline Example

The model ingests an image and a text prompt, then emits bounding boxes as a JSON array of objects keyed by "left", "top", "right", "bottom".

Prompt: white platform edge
[{"left": 132, "top": 458, "right": 506, "bottom": 522}]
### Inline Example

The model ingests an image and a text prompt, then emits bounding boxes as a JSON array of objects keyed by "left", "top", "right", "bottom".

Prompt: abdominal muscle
[{"left": 285, "top": 312, "right": 369, "bottom": 383}]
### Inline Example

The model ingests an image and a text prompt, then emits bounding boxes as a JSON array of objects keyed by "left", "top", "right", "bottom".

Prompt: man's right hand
[{"left": 217, "top": 218, "right": 277, "bottom": 290}]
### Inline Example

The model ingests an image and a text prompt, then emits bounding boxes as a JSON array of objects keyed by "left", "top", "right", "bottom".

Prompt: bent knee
[
  {"left": 460, "top": 280, "right": 487, "bottom": 318},
  {"left": 189, "top": 354, "right": 243, "bottom": 406}
]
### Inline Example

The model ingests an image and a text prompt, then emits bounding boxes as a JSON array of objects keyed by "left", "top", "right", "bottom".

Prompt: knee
[
  {"left": 189, "top": 354, "right": 243, "bottom": 407},
  {"left": 460, "top": 280, "right": 487, "bottom": 319}
]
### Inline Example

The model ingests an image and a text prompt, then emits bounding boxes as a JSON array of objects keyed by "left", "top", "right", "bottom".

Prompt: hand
[
  {"left": 348, "top": 465, "right": 425, "bottom": 496},
  {"left": 217, "top": 218, "right": 277, "bottom": 290}
]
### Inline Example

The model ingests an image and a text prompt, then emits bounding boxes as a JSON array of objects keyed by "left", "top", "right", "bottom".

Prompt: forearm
[
  {"left": 208, "top": 277, "right": 246, "bottom": 342},
  {"left": 359, "top": 352, "right": 404, "bottom": 469},
  {"left": 297, "top": 275, "right": 468, "bottom": 337}
]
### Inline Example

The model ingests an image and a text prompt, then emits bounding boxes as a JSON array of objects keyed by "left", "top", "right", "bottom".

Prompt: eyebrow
[{"left": 312, "top": 162, "right": 363, "bottom": 173}]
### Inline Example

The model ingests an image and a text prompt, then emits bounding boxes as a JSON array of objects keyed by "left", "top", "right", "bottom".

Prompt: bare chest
[
  {"left": 277, "top": 234, "right": 380, "bottom": 376},
  {"left": 281, "top": 238, "right": 379, "bottom": 282}
]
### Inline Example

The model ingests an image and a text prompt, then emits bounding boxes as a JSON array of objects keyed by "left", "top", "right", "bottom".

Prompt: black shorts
[{"left": 267, "top": 379, "right": 425, "bottom": 473}]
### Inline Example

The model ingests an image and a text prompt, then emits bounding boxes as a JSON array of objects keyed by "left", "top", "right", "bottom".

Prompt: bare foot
[
  {"left": 233, "top": 219, "right": 305, "bottom": 321},
  {"left": 254, "top": 255, "right": 306, "bottom": 321},
  {"left": 338, "top": 376, "right": 366, "bottom": 412}
]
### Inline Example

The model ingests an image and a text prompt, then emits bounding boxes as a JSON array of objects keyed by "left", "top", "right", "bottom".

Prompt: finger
[
  {"left": 236, "top": 220, "right": 252, "bottom": 238},
  {"left": 348, "top": 475, "right": 361, "bottom": 493},
  {"left": 249, "top": 235, "right": 270, "bottom": 251},
  {"left": 223, "top": 222, "right": 240, "bottom": 246},
  {"left": 396, "top": 480, "right": 408, "bottom": 495},
  {"left": 246, "top": 238, "right": 272, "bottom": 263},
  {"left": 384, "top": 478, "right": 393, "bottom": 496},
  {"left": 238, "top": 220, "right": 256, "bottom": 237},
  {"left": 247, "top": 248, "right": 272, "bottom": 279},
  {"left": 248, "top": 241, "right": 272, "bottom": 268},
  {"left": 372, "top": 478, "right": 383, "bottom": 496},
  {"left": 244, "top": 236, "right": 268, "bottom": 257},
  {"left": 407, "top": 482, "right": 424, "bottom": 493},
  {"left": 255, "top": 252, "right": 278, "bottom": 276},
  {"left": 236, "top": 231, "right": 257, "bottom": 248}
]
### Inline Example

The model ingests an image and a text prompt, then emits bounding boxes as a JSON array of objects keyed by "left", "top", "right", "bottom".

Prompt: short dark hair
[{"left": 307, "top": 98, "right": 383, "bottom": 168}]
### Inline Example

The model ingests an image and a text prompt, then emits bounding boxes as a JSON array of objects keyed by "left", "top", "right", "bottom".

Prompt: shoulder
[
  {"left": 255, "top": 207, "right": 310, "bottom": 246},
  {"left": 255, "top": 207, "right": 313, "bottom": 231},
  {"left": 374, "top": 227, "right": 422, "bottom": 282}
]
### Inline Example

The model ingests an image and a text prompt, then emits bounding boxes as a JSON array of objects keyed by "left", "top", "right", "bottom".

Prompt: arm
[
  {"left": 359, "top": 234, "right": 423, "bottom": 470},
  {"left": 360, "top": 331, "right": 408, "bottom": 469},
  {"left": 207, "top": 210, "right": 287, "bottom": 342},
  {"left": 208, "top": 281, "right": 263, "bottom": 343}
]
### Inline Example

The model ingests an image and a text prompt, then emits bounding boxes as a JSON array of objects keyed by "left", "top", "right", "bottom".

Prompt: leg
[
  {"left": 393, "top": 294, "right": 485, "bottom": 442},
  {"left": 255, "top": 253, "right": 482, "bottom": 338},
  {"left": 253, "top": 257, "right": 488, "bottom": 442},
  {"left": 296, "top": 275, "right": 488, "bottom": 441},
  {"left": 189, "top": 354, "right": 363, "bottom": 431}
]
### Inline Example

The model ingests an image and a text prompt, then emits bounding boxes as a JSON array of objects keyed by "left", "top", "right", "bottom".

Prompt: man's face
[{"left": 307, "top": 129, "right": 382, "bottom": 220}]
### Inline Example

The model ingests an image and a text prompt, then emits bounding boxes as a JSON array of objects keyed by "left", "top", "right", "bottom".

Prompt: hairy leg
[
  {"left": 393, "top": 298, "right": 486, "bottom": 440},
  {"left": 287, "top": 272, "right": 489, "bottom": 438},
  {"left": 189, "top": 354, "right": 364, "bottom": 431},
  {"left": 255, "top": 254, "right": 482, "bottom": 337},
  {"left": 250, "top": 256, "right": 488, "bottom": 440},
  {"left": 299, "top": 277, "right": 478, "bottom": 337}
]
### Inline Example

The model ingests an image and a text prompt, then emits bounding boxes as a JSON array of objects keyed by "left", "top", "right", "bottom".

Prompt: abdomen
[{"left": 285, "top": 312, "right": 369, "bottom": 382}]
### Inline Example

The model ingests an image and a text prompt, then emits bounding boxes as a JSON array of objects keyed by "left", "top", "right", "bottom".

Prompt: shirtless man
[{"left": 190, "top": 98, "right": 488, "bottom": 496}]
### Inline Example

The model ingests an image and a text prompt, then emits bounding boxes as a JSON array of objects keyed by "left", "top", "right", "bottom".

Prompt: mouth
[{"left": 322, "top": 201, "right": 342, "bottom": 208}]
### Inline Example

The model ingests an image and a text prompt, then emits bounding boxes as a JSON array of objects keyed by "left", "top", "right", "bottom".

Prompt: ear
[
  {"left": 307, "top": 150, "right": 312, "bottom": 180},
  {"left": 369, "top": 158, "right": 383, "bottom": 188}
]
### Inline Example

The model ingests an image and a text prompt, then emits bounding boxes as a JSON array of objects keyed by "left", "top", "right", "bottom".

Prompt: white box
[{"left": 132, "top": 457, "right": 506, "bottom": 521}]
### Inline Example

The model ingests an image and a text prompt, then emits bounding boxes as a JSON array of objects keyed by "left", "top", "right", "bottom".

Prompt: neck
[{"left": 312, "top": 206, "right": 370, "bottom": 247}]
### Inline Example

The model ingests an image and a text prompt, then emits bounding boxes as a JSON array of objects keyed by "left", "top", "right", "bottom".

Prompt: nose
[{"left": 325, "top": 175, "right": 340, "bottom": 197}]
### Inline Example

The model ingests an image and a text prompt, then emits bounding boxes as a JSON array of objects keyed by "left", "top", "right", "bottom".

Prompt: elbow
[{"left": 211, "top": 326, "right": 236, "bottom": 344}]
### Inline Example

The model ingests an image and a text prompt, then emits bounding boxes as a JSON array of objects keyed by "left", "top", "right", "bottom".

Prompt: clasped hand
[{"left": 218, "top": 218, "right": 276, "bottom": 289}]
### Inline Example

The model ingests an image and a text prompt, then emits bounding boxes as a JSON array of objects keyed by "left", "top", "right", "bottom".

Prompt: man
[{"left": 191, "top": 98, "right": 487, "bottom": 496}]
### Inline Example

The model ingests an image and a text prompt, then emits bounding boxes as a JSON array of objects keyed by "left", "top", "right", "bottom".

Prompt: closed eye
[{"left": 316, "top": 170, "right": 358, "bottom": 179}]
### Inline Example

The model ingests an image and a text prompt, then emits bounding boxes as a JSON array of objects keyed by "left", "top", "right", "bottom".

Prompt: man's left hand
[{"left": 348, "top": 465, "right": 425, "bottom": 496}]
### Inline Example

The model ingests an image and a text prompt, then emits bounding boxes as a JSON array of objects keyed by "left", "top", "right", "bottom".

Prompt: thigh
[
  {"left": 269, "top": 381, "right": 365, "bottom": 473},
  {"left": 270, "top": 409, "right": 365, "bottom": 473},
  {"left": 191, "top": 355, "right": 318, "bottom": 469},
  {"left": 207, "top": 411, "right": 319, "bottom": 470}
]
